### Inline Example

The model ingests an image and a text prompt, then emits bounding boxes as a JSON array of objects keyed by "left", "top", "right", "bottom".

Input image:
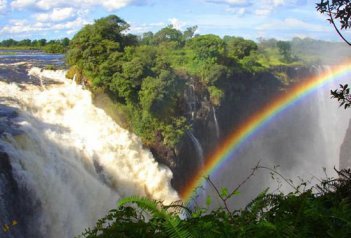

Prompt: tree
[
  {"left": 61, "top": 37, "right": 70, "bottom": 47},
  {"left": 316, "top": 1, "right": 351, "bottom": 108},
  {"left": 66, "top": 15, "right": 133, "bottom": 85},
  {"left": 153, "top": 25, "right": 184, "bottom": 47},
  {"left": 38, "top": 39, "right": 47, "bottom": 47},
  {"left": 276, "top": 41, "right": 292, "bottom": 62},
  {"left": 139, "top": 31, "right": 154, "bottom": 45},
  {"left": 186, "top": 34, "right": 225, "bottom": 62},
  {"left": 183, "top": 26, "right": 198, "bottom": 41},
  {"left": 223, "top": 36, "right": 258, "bottom": 60}
]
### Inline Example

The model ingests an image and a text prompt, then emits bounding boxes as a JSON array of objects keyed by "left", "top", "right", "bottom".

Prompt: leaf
[
  {"left": 220, "top": 187, "right": 229, "bottom": 198},
  {"left": 206, "top": 195, "right": 212, "bottom": 207}
]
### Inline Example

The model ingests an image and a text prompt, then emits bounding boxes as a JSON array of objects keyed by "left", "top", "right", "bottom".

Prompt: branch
[
  {"left": 205, "top": 161, "right": 261, "bottom": 213},
  {"left": 327, "top": 1, "right": 351, "bottom": 46},
  {"left": 225, "top": 161, "right": 261, "bottom": 200},
  {"left": 206, "top": 176, "right": 231, "bottom": 213},
  {"left": 257, "top": 165, "right": 298, "bottom": 191}
]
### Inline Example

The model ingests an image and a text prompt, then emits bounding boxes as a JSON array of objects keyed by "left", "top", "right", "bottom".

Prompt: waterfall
[
  {"left": 313, "top": 65, "right": 350, "bottom": 170},
  {"left": 184, "top": 83, "right": 197, "bottom": 120},
  {"left": 0, "top": 67, "right": 179, "bottom": 238},
  {"left": 212, "top": 107, "right": 220, "bottom": 139},
  {"left": 187, "top": 131, "right": 204, "bottom": 167},
  {"left": 203, "top": 65, "right": 351, "bottom": 209}
]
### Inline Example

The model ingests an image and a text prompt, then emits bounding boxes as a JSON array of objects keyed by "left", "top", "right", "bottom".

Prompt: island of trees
[{"left": 0, "top": 37, "right": 70, "bottom": 53}]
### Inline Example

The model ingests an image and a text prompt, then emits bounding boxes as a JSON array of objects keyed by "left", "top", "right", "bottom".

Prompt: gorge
[
  {"left": 1, "top": 51, "right": 350, "bottom": 237},
  {"left": 1, "top": 15, "right": 351, "bottom": 237}
]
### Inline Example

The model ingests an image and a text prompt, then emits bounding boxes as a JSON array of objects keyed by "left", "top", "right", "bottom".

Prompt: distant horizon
[
  {"left": 0, "top": 33, "right": 349, "bottom": 45},
  {"left": 1, "top": 0, "right": 351, "bottom": 42}
]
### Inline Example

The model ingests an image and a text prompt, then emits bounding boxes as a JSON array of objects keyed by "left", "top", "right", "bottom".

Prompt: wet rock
[
  {"left": 0, "top": 148, "right": 43, "bottom": 238},
  {"left": 340, "top": 119, "right": 351, "bottom": 169},
  {"left": 0, "top": 105, "right": 22, "bottom": 136}
]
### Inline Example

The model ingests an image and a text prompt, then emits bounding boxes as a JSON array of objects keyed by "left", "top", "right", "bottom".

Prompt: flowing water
[
  {"left": 212, "top": 107, "right": 220, "bottom": 139},
  {"left": 187, "top": 131, "right": 204, "bottom": 167},
  {"left": 205, "top": 66, "right": 351, "bottom": 209},
  {"left": 2, "top": 51, "right": 351, "bottom": 235},
  {"left": 0, "top": 51, "right": 178, "bottom": 238}
]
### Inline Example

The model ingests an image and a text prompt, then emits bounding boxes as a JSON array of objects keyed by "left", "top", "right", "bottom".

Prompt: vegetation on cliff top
[{"left": 64, "top": 14, "right": 351, "bottom": 151}]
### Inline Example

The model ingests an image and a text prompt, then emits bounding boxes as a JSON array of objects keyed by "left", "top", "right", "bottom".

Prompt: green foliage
[
  {"left": 183, "top": 26, "right": 198, "bottom": 41},
  {"left": 0, "top": 38, "right": 70, "bottom": 53},
  {"left": 79, "top": 197, "right": 192, "bottom": 238},
  {"left": 118, "top": 197, "right": 193, "bottom": 238},
  {"left": 80, "top": 169, "right": 351, "bottom": 238},
  {"left": 277, "top": 41, "right": 292, "bottom": 62},
  {"left": 208, "top": 86, "right": 224, "bottom": 106},
  {"left": 240, "top": 52, "right": 265, "bottom": 73},
  {"left": 186, "top": 34, "right": 225, "bottom": 63},
  {"left": 153, "top": 25, "right": 184, "bottom": 47},
  {"left": 224, "top": 36, "right": 258, "bottom": 60},
  {"left": 43, "top": 42, "right": 65, "bottom": 54},
  {"left": 65, "top": 15, "right": 131, "bottom": 85},
  {"left": 68, "top": 14, "right": 344, "bottom": 152}
]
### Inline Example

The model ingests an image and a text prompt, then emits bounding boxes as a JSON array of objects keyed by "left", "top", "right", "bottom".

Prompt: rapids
[{"left": 0, "top": 65, "right": 178, "bottom": 237}]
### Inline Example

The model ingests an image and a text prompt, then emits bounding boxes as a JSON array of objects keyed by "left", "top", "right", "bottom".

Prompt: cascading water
[
  {"left": 0, "top": 62, "right": 178, "bottom": 237},
  {"left": 212, "top": 107, "right": 220, "bottom": 139},
  {"left": 204, "top": 65, "right": 351, "bottom": 209},
  {"left": 313, "top": 65, "right": 350, "bottom": 170},
  {"left": 184, "top": 83, "right": 197, "bottom": 120},
  {"left": 186, "top": 131, "right": 204, "bottom": 167}
]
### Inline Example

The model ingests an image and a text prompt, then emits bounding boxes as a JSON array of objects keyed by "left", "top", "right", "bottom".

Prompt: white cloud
[
  {"left": 225, "top": 7, "right": 246, "bottom": 15},
  {"left": 222, "top": 0, "right": 248, "bottom": 4},
  {"left": 255, "top": 7, "right": 273, "bottom": 16},
  {"left": 101, "top": 0, "right": 134, "bottom": 11},
  {"left": 0, "top": 0, "right": 7, "bottom": 11},
  {"left": 10, "top": 0, "right": 36, "bottom": 9},
  {"left": 51, "top": 17, "right": 89, "bottom": 30},
  {"left": 257, "top": 18, "right": 329, "bottom": 32},
  {"left": 207, "top": 0, "right": 301, "bottom": 16},
  {"left": 35, "top": 7, "right": 75, "bottom": 22},
  {"left": 257, "top": 0, "right": 293, "bottom": 7},
  {"left": 169, "top": 18, "right": 185, "bottom": 30},
  {"left": 11, "top": 0, "right": 140, "bottom": 11},
  {"left": 0, "top": 15, "right": 90, "bottom": 36},
  {"left": 207, "top": 0, "right": 249, "bottom": 6},
  {"left": 129, "top": 21, "right": 166, "bottom": 34}
]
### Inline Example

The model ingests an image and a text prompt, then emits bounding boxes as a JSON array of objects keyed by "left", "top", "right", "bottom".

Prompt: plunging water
[
  {"left": 212, "top": 107, "right": 220, "bottom": 139},
  {"left": 0, "top": 55, "right": 178, "bottom": 238},
  {"left": 203, "top": 65, "right": 351, "bottom": 209},
  {"left": 187, "top": 131, "right": 204, "bottom": 167}
]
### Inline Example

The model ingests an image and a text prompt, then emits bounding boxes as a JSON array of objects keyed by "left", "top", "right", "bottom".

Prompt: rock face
[
  {"left": 340, "top": 119, "right": 351, "bottom": 169},
  {"left": 163, "top": 66, "right": 317, "bottom": 193},
  {"left": 0, "top": 150, "right": 41, "bottom": 238},
  {"left": 91, "top": 65, "right": 328, "bottom": 195}
]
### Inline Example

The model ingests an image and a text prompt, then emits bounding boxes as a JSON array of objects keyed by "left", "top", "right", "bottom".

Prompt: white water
[
  {"left": 187, "top": 131, "right": 204, "bottom": 167},
  {"left": 0, "top": 67, "right": 178, "bottom": 237},
  {"left": 205, "top": 66, "right": 351, "bottom": 209},
  {"left": 212, "top": 107, "right": 220, "bottom": 139}
]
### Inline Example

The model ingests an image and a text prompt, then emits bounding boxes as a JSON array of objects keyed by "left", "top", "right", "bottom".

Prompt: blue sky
[{"left": 0, "top": 0, "right": 348, "bottom": 41}]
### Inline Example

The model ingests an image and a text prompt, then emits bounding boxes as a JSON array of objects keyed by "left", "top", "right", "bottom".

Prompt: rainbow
[{"left": 180, "top": 63, "right": 351, "bottom": 201}]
